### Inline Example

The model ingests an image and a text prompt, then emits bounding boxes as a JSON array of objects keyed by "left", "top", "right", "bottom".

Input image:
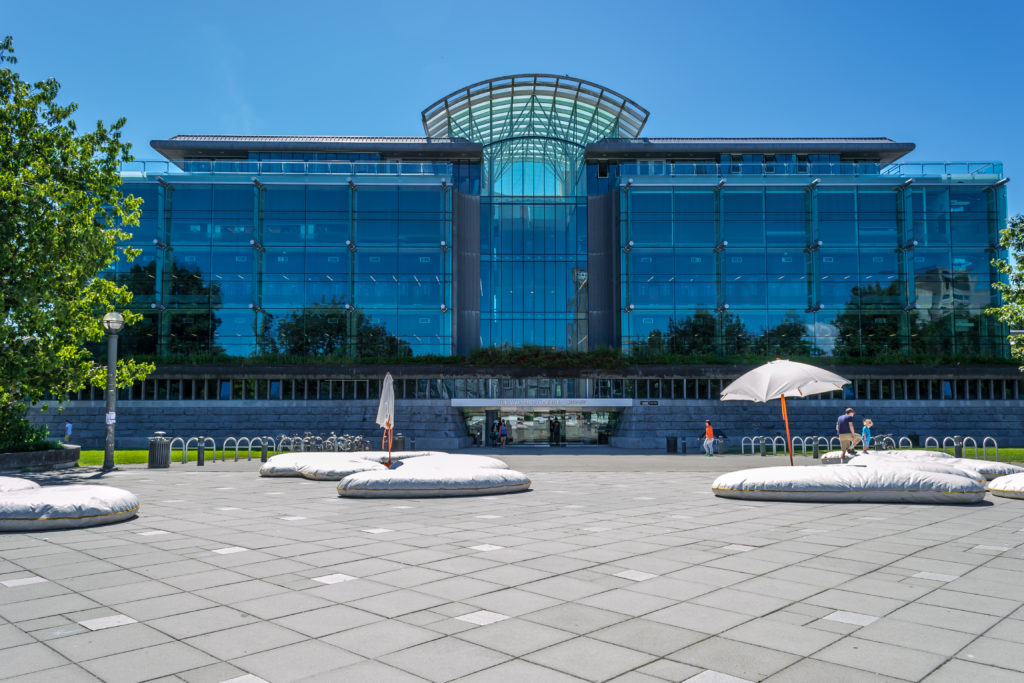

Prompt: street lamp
[{"left": 101, "top": 311, "right": 124, "bottom": 472}]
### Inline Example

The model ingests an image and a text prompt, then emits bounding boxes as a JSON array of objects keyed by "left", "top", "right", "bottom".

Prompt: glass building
[
  {"left": 115, "top": 74, "right": 1009, "bottom": 363},
  {"left": 41, "top": 73, "right": 1014, "bottom": 449}
]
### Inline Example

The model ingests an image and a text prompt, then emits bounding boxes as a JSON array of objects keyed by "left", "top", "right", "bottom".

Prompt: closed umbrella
[
  {"left": 720, "top": 359, "right": 850, "bottom": 465},
  {"left": 376, "top": 373, "right": 395, "bottom": 467}
]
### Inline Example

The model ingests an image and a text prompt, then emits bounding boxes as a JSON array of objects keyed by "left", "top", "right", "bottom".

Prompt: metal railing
[
  {"left": 617, "top": 160, "right": 1003, "bottom": 180},
  {"left": 120, "top": 159, "right": 453, "bottom": 178}
]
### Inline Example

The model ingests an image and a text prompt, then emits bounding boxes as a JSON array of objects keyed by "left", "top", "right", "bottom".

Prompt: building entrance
[{"left": 463, "top": 409, "right": 618, "bottom": 447}]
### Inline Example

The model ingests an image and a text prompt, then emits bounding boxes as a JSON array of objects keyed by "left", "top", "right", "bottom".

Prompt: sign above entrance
[{"left": 452, "top": 398, "right": 633, "bottom": 408}]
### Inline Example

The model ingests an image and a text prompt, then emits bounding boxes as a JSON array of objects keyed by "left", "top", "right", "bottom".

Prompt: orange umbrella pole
[
  {"left": 383, "top": 418, "right": 393, "bottom": 467},
  {"left": 780, "top": 395, "right": 794, "bottom": 466}
]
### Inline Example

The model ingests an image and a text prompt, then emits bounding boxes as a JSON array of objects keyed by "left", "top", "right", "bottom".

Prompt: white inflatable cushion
[
  {"left": 259, "top": 451, "right": 447, "bottom": 479},
  {"left": 337, "top": 454, "right": 525, "bottom": 498},
  {"left": 393, "top": 453, "right": 510, "bottom": 471},
  {"left": 338, "top": 467, "right": 531, "bottom": 498},
  {"left": 712, "top": 466, "right": 986, "bottom": 504},
  {"left": 950, "top": 459, "right": 1024, "bottom": 481},
  {"left": 831, "top": 449, "right": 1021, "bottom": 481},
  {"left": 987, "top": 472, "right": 1024, "bottom": 500},
  {"left": 0, "top": 485, "right": 139, "bottom": 531},
  {"left": 823, "top": 449, "right": 953, "bottom": 462},
  {"left": 847, "top": 454, "right": 986, "bottom": 483},
  {"left": 0, "top": 476, "right": 40, "bottom": 493}
]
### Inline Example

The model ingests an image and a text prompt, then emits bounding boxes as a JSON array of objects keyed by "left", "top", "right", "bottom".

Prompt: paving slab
[{"left": 1, "top": 456, "right": 1021, "bottom": 682}]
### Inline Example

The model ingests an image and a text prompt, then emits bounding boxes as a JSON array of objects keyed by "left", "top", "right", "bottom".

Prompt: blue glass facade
[
  {"left": 617, "top": 164, "right": 1007, "bottom": 359},
  {"left": 114, "top": 75, "right": 1009, "bottom": 362},
  {"left": 115, "top": 166, "right": 455, "bottom": 357}
]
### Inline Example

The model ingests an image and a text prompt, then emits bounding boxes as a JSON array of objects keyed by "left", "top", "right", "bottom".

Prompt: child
[{"left": 861, "top": 418, "right": 873, "bottom": 453}]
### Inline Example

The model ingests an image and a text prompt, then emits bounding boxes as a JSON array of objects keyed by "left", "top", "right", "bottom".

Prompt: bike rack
[
  {"left": 961, "top": 436, "right": 979, "bottom": 459},
  {"left": 882, "top": 436, "right": 897, "bottom": 450},
  {"left": 941, "top": 436, "right": 956, "bottom": 456},
  {"left": 169, "top": 437, "right": 186, "bottom": 464},
  {"left": 898, "top": 436, "right": 913, "bottom": 449},
  {"left": 791, "top": 436, "right": 807, "bottom": 457},
  {"left": 982, "top": 436, "right": 999, "bottom": 462},
  {"left": 741, "top": 436, "right": 755, "bottom": 455},
  {"left": 924, "top": 436, "right": 939, "bottom": 450},
  {"left": 771, "top": 436, "right": 786, "bottom": 456},
  {"left": 223, "top": 437, "right": 240, "bottom": 461},
  {"left": 828, "top": 436, "right": 840, "bottom": 451},
  {"left": 182, "top": 436, "right": 200, "bottom": 464}
]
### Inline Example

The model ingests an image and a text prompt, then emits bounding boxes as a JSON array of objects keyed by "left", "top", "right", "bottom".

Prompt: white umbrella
[
  {"left": 376, "top": 373, "right": 395, "bottom": 466},
  {"left": 721, "top": 359, "right": 850, "bottom": 465}
]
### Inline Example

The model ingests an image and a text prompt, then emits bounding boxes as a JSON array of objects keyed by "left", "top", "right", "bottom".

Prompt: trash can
[
  {"left": 666, "top": 436, "right": 678, "bottom": 454},
  {"left": 148, "top": 432, "right": 171, "bottom": 469},
  {"left": 393, "top": 433, "right": 406, "bottom": 451}
]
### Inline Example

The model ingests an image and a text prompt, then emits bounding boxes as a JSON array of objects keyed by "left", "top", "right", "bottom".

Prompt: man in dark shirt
[{"left": 837, "top": 407, "right": 858, "bottom": 458}]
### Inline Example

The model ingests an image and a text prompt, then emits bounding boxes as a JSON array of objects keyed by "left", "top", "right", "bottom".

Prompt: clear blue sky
[{"left": 6, "top": 0, "right": 1023, "bottom": 216}]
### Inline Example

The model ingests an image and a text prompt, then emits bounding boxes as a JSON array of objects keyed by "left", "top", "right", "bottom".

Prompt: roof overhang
[
  {"left": 150, "top": 136, "right": 483, "bottom": 164},
  {"left": 586, "top": 138, "right": 916, "bottom": 165}
]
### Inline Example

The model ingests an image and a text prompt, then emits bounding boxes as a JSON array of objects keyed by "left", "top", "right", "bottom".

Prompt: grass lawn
[{"left": 78, "top": 447, "right": 1024, "bottom": 466}]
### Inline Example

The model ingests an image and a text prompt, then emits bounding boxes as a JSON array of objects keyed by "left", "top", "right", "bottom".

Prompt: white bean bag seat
[
  {"left": 259, "top": 451, "right": 450, "bottom": 480},
  {"left": 0, "top": 485, "right": 139, "bottom": 531},
  {"left": 987, "top": 473, "right": 1024, "bottom": 500},
  {"left": 258, "top": 452, "right": 387, "bottom": 480},
  {"left": 838, "top": 449, "right": 1021, "bottom": 481},
  {"left": 847, "top": 454, "right": 986, "bottom": 483},
  {"left": 338, "top": 467, "right": 531, "bottom": 498},
  {"left": 0, "top": 476, "right": 39, "bottom": 493},
  {"left": 392, "top": 453, "right": 509, "bottom": 471},
  {"left": 712, "top": 466, "right": 985, "bottom": 504},
  {"left": 950, "top": 459, "right": 1024, "bottom": 481}
]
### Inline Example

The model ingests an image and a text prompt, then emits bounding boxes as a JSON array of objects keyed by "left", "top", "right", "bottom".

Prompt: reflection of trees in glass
[
  {"left": 832, "top": 283, "right": 902, "bottom": 358},
  {"left": 267, "top": 299, "right": 411, "bottom": 358},
  {"left": 755, "top": 314, "right": 818, "bottom": 357},
  {"left": 632, "top": 310, "right": 753, "bottom": 357},
  {"left": 118, "top": 261, "right": 223, "bottom": 356},
  {"left": 633, "top": 310, "right": 820, "bottom": 359}
]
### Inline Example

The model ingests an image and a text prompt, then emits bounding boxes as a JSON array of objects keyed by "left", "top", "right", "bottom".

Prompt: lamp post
[{"left": 101, "top": 312, "right": 125, "bottom": 472}]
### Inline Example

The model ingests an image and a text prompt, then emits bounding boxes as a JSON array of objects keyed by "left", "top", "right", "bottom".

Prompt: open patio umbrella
[
  {"left": 720, "top": 359, "right": 851, "bottom": 466},
  {"left": 376, "top": 372, "right": 395, "bottom": 467}
]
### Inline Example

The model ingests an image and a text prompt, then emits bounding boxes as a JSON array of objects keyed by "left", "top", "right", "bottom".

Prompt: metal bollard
[
  {"left": 260, "top": 439, "right": 268, "bottom": 463},
  {"left": 812, "top": 440, "right": 820, "bottom": 460},
  {"left": 197, "top": 441, "right": 205, "bottom": 467},
  {"left": 953, "top": 436, "right": 963, "bottom": 459},
  {"left": 759, "top": 437, "right": 767, "bottom": 457}
]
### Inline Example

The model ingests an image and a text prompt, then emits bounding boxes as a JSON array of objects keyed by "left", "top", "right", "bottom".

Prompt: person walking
[
  {"left": 861, "top": 418, "right": 873, "bottom": 454},
  {"left": 837, "top": 407, "right": 858, "bottom": 459},
  {"left": 703, "top": 420, "right": 715, "bottom": 456},
  {"left": 499, "top": 421, "right": 508, "bottom": 447},
  {"left": 63, "top": 421, "right": 72, "bottom": 444},
  {"left": 553, "top": 417, "right": 562, "bottom": 447}
]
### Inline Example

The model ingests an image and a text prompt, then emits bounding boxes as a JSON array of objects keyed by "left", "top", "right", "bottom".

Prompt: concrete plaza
[{"left": 1, "top": 453, "right": 1023, "bottom": 682}]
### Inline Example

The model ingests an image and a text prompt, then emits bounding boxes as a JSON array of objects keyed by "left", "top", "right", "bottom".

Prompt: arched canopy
[{"left": 421, "top": 74, "right": 649, "bottom": 148}]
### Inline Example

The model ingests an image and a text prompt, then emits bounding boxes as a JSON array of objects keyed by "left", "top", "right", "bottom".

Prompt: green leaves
[
  {"left": 0, "top": 36, "right": 153, "bottom": 442},
  {"left": 990, "top": 214, "right": 1024, "bottom": 363}
]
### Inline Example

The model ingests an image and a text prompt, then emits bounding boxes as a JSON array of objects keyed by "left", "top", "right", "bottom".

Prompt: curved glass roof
[{"left": 421, "top": 74, "right": 649, "bottom": 147}]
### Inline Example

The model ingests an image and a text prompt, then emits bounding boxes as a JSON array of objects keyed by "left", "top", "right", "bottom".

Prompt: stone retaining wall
[
  {"left": 26, "top": 401, "right": 472, "bottom": 451},
  {"left": 26, "top": 398, "right": 1023, "bottom": 451},
  {"left": 0, "top": 445, "right": 80, "bottom": 472},
  {"left": 611, "top": 399, "right": 1024, "bottom": 450}
]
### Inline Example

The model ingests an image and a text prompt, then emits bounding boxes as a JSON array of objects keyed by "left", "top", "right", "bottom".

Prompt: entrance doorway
[{"left": 463, "top": 409, "right": 619, "bottom": 446}]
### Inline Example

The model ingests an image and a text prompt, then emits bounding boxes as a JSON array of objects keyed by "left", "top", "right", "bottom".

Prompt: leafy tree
[
  {"left": 0, "top": 37, "right": 152, "bottom": 446},
  {"left": 990, "top": 213, "right": 1024, "bottom": 363}
]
